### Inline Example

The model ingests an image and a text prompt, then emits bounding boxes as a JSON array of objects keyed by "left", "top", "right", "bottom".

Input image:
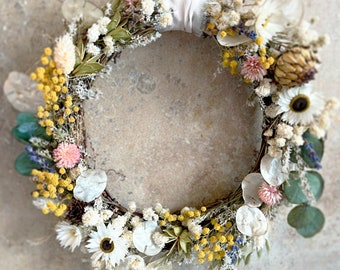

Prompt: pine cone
[
  {"left": 274, "top": 47, "right": 318, "bottom": 88},
  {"left": 65, "top": 199, "right": 87, "bottom": 225}
]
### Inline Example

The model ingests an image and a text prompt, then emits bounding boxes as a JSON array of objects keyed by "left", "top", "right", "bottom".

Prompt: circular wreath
[{"left": 11, "top": 0, "right": 339, "bottom": 269}]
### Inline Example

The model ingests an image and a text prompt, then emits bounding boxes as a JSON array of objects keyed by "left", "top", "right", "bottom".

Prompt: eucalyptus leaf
[
  {"left": 287, "top": 205, "right": 325, "bottom": 237},
  {"left": 301, "top": 131, "right": 324, "bottom": 168},
  {"left": 16, "top": 112, "right": 36, "bottom": 125},
  {"left": 284, "top": 171, "right": 324, "bottom": 204},
  {"left": 12, "top": 121, "right": 49, "bottom": 142},
  {"left": 15, "top": 152, "right": 41, "bottom": 176}
]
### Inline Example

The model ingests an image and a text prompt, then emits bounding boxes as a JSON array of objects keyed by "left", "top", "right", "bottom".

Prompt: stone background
[{"left": 0, "top": 0, "right": 339, "bottom": 270}]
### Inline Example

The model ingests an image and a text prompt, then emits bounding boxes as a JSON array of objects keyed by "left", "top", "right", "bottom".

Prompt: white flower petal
[
  {"left": 118, "top": 255, "right": 145, "bottom": 270},
  {"left": 74, "top": 169, "right": 107, "bottom": 202},
  {"left": 56, "top": 221, "right": 82, "bottom": 252},
  {"left": 216, "top": 31, "right": 251, "bottom": 47},
  {"left": 242, "top": 173, "right": 264, "bottom": 207},
  {"left": 276, "top": 84, "right": 324, "bottom": 125},
  {"left": 260, "top": 154, "right": 285, "bottom": 186},
  {"left": 133, "top": 221, "right": 163, "bottom": 256},
  {"left": 236, "top": 205, "right": 268, "bottom": 237},
  {"left": 86, "top": 223, "right": 128, "bottom": 267}
]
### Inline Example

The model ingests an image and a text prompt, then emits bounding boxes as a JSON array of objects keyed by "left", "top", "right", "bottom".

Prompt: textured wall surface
[{"left": 0, "top": 1, "right": 339, "bottom": 270}]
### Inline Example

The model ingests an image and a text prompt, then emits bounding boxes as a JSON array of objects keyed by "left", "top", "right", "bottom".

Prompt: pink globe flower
[
  {"left": 240, "top": 55, "right": 267, "bottom": 82},
  {"left": 258, "top": 182, "right": 282, "bottom": 206},
  {"left": 53, "top": 142, "right": 81, "bottom": 169}
]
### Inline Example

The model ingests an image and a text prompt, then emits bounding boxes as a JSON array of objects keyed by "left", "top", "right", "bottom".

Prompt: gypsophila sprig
[{"left": 11, "top": 0, "right": 338, "bottom": 269}]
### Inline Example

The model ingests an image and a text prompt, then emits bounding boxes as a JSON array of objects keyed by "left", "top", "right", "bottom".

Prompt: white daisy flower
[
  {"left": 254, "top": 0, "right": 303, "bottom": 44},
  {"left": 276, "top": 84, "right": 324, "bottom": 125},
  {"left": 87, "top": 223, "right": 128, "bottom": 268},
  {"left": 55, "top": 221, "right": 82, "bottom": 252}
]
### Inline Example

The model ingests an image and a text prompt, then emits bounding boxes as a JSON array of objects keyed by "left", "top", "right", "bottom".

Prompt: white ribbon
[{"left": 160, "top": 0, "right": 206, "bottom": 36}]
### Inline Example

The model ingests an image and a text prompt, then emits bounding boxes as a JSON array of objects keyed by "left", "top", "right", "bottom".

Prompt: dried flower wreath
[{"left": 11, "top": 0, "right": 339, "bottom": 269}]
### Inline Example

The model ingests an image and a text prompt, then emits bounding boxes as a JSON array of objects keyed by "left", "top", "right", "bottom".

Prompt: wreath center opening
[{"left": 84, "top": 32, "right": 262, "bottom": 210}]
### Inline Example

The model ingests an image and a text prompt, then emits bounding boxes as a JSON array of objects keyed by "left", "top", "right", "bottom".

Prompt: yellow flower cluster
[
  {"left": 31, "top": 169, "right": 74, "bottom": 216},
  {"left": 221, "top": 36, "right": 275, "bottom": 78},
  {"left": 256, "top": 39, "right": 275, "bottom": 70},
  {"left": 159, "top": 206, "right": 207, "bottom": 227},
  {"left": 30, "top": 48, "right": 80, "bottom": 135},
  {"left": 194, "top": 219, "right": 235, "bottom": 264},
  {"left": 222, "top": 49, "right": 240, "bottom": 75}
]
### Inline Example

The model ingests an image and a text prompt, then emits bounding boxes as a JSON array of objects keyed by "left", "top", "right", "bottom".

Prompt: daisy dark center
[
  {"left": 290, "top": 94, "right": 310, "bottom": 113},
  {"left": 100, "top": 237, "right": 115, "bottom": 253}
]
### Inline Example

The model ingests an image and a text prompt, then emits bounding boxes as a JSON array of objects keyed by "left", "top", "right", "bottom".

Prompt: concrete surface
[
  {"left": 85, "top": 32, "right": 262, "bottom": 210},
  {"left": 0, "top": 0, "right": 339, "bottom": 270}
]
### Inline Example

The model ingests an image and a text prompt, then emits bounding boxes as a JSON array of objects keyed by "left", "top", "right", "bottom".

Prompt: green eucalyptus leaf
[
  {"left": 12, "top": 121, "right": 49, "bottom": 143},
  {"left": 16, "top": 112, "right": 36, "bottom": 125},
  {"left": 15, "top": 152, "right": 41, "bottom": 176},
  {"left": 72, "top": 62, "right": 105, "bottom": 76},
  {"left": 287, "top": 205, "right": 325, "bottom": 238},
  {"left": 107, "top": 11, "right": 121, "bottom": 32},
  {"left": 301, "top": 131, "right": 324, "bottom": 168},
  {"left": 284, "top": 171, "right": 324, "bottom": 204},
  {"left": 109, "top": 27, "right": 131, "bottom": 41}
]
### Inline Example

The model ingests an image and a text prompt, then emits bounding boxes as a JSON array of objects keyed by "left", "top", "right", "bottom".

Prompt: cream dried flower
[
  {"left": 82, "top": 207, "right": 102, "bottom": 227},
  {"left": 143, "top": 207, "right": 158, "bottom": 221},
  {"left": 86, "top": 43, "right": 101, "bottom": 56},
  {"left": 54, "top": 34, "right": 76, "bottom": 75},
  {"left": 87, "top": 23, "right": 101, "bottom": 43},
  {"left": 97, "top": 16, "right": 111, "bottom": 35},
  {"left": 56, "top": 221, "right": 82, "bottom": 252},
  {"left": 276, "top": 123, "right": 293, "bottom": 139},
  {"left": 206, "top": 2, "right": 222, "bottom": 16},
  {"left": 141, "top": 0, "right": 155, "bottom": 16},
  {"left": 158, "top": 12, "right": 173, "bottom": 28}
]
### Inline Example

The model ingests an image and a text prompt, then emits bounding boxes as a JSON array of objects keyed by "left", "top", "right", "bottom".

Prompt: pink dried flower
[
  {"left": 258, "top": 182, "right": 282, "bottom": 206},
  {"left": 53, "top": 142, "right": 81, "bottom": 169},
  {"left": 240, "top": 55, "right": 267, "bottom": 82}
]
